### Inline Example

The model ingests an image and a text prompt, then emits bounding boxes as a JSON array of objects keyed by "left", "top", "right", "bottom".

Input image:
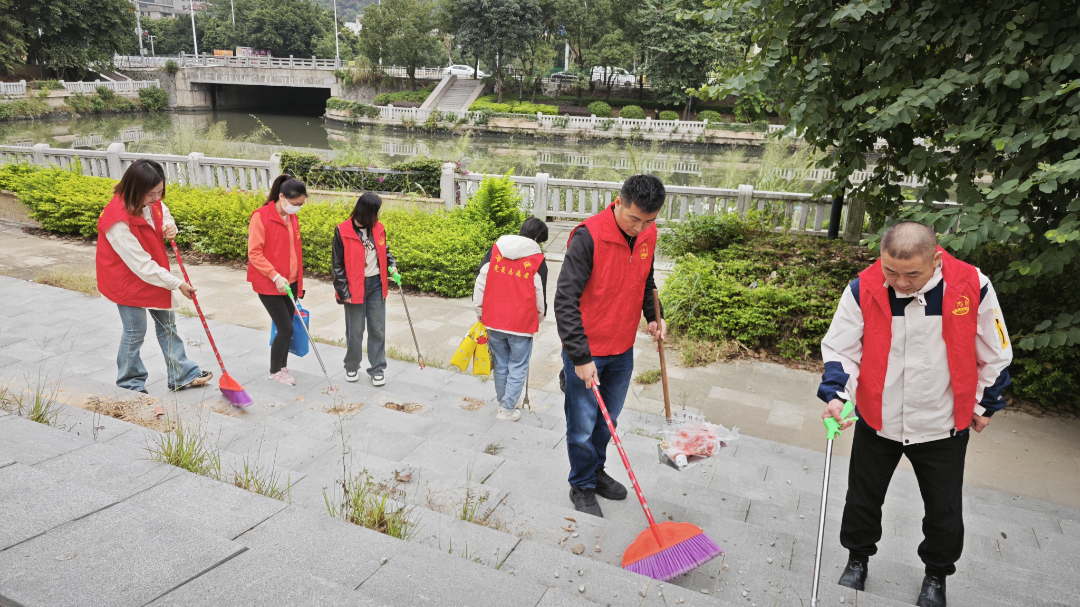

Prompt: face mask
[{"left": 282, "top": 202, "right": 302, "bottom": 215}]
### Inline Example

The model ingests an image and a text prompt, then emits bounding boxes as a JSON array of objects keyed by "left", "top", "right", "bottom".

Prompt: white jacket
[
  {"left": 817, "top": 266, "right": 1013, "bottom": 445},
  {"left": 473, "top": 235, "right": 546, "bottom": 336}
]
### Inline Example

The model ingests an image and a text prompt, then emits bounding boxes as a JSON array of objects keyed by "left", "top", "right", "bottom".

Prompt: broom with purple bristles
[
  {"left": 169, "top": 239, "right": 252, "bottom": 407},
  {"left": 591, "top": 385, "right": 722, "bottom": 580}
]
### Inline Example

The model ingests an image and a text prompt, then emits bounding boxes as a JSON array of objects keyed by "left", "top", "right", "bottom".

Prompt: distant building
[
  {"left": 136, "top": 0, "right": 182, "bottom": 18},
  {"left": 344, "top": 20, "right": 362, "bottom": 35}
]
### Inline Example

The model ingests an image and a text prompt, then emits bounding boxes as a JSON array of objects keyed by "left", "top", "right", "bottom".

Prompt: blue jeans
[
  {"left": 562, "top": 347, "right": 634, "bottom": 488},
  {"left": 116, "top": 305, "right": 202, "bottom": 392},
  {"left": 343, "top": 276, "right": 387, "bottom": 376},
  {"left": 487, "top": 330, "right": 533, "bottom": 412}
]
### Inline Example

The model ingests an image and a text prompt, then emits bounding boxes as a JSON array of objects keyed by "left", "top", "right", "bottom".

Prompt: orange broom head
[
  {"left": 621, "top": 521, "right": 720, "bottom": 568},
  {"left": 218, "top": 372, "right": 245, "bottom": 392}
]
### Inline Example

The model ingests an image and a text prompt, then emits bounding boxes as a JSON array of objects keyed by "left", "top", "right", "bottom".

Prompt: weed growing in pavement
[
  {"left": 228, "top": 457, "right": 294, "bottom": 502},
  {"left": 0, "top": 379, "right": 65, "bottom": 428},
  {"left": 634, "top": 368, "right": 662, "bottom": 385},
  {"left": 386, "top": 343, "right": 446, "bottom": 369},
  {"left": 146, "top": 411, "right": 221, "bottom": 477},
  {"left": 175, "top": 304, "right": 198, "bottom": 318},
  {"left": 458, "top": 485, "right": 492, "bottom": 523},
  {"left": 34, "top": 267, "right": 99, "bottom": 297},
  {"left": 312, "top": 334, "right": 346, "bottom": 347},
  {"left": 328, "top": 471, "right": 418, "bottom": 540},
  {"left": 484, "top": 441, "right": 503, "bottom": 456}
]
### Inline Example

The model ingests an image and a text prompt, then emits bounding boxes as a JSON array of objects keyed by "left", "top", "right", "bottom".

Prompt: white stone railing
[
  {"left": 1, "top": 81, "right": 28, "bottom": 95},
  {"left": 63, "top": 80, "right": 160, "bottom": 94},
  {"left": 774, "top": 168, "right": 927, "bottom": 188},
  {"left": 0, "top": 143, "right": 279, "bottom": 192}
]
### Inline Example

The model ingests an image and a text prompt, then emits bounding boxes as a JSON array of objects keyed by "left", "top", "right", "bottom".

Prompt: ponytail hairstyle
[
  {"left": 265, "top": 174, "right": 308, "bottom": 206},
  {"left": 115, "top": 159, "right": 166, "bottom": 215},
  {"left": 350, "top": 192, "right": 383, "bottom": 228}
]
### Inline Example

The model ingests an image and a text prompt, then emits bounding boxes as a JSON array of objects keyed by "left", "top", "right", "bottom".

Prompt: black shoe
[
  {"left": 569, "top": 485, "right": 603, "bottom": 517},
  {"left": 137, "top": 389, "right": 149, "bottom": 395},
  {"left": 838, "top": 559, "right": 867, "bottom": 591},
  {"left": 594, "top": 467, "right": 628, "bottom": 500},
  {"left": 169, "top": 370, "right": 213, "bottom": 392},
  {"left": 559, "top": 369, "right": 566, "bottom": 393},
  {"left": 916, "top": 574, "right": 946, "bottom": 607}
]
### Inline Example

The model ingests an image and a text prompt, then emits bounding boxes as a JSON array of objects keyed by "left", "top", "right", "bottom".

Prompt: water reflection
[{"left": 1, "top": 111, "right": 818, "bottom": 191}]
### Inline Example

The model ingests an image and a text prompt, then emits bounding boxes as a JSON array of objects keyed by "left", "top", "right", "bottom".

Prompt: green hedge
[
  {"left": 138, "top": 87, "right": 169, "bottom": 111},
  {"left": 469, "top": 95, "right": 558, "bottom": 115},
  {"left": 0, "top": 163, "right": 521, "bottom": 298},
  {"left": 279, "top": 151, "right": 449, "bottom": 196},
  {"left": 619, "top": 105, "right": 645, "bottom": 119},
  {"left": 373, "top": 89, "right": 432, "bottom": 105},
  {"left": 658, "top": 110, "right": 680, "bottom": 121},
  {"left": 696, "top": 110, "right": 722, "bottom": 123},
  {"left": 325, "top": 97, "right": 381, "bottom": 118},
  {"left": 588, "top": 101, "right": 612, "bottom": 118}
]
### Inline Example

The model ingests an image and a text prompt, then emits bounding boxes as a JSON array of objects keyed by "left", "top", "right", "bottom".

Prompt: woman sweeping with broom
[
  {"left": 248, "top": 174, "right": 308, "bottom": 386},
  {"left": 96, "top": 159, "right": 212, "bottom": 394}
]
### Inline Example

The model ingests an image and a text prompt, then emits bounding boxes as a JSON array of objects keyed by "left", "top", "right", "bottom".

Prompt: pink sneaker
[
  {"left": 267, "top": 370, "right": 296, "bottom": 386},
  {"left": 279, "top": 368, "right": 297, "bottom": 385}
]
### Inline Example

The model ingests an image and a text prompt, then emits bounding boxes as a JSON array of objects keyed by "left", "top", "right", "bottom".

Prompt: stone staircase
[
  {"left": 432, "top": 77, "right": 486, "bottom": 112},
  {"left": 2, "top": 276, "right": 1079, "bottom": 607}
]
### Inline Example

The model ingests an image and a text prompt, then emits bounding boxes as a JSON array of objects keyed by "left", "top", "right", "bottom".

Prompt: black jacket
[
  {"left": 555, "top": 209, "right": 662, "bottom": 366},
  {"left": 331, "top": 221, "right": 397, "bottom": 303}
]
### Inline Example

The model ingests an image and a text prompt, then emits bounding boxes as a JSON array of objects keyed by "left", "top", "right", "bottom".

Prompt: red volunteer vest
[
  {"left": 247, "top": 204, "right": 304, "bottom": 297},
  {"left": 481, "top": 242, "right": 545, "bottom": 334},
  {"left": 568, "top": 206, "right": 657, "bottom": 357},
  {"left": 857, "top": 247, "right": 980, "bottom": 431},
  {"left": 96, "top": 196, "right": 172, "bottom": 309},
  {"left": 335, "top": 219, "right": 389, "bottom": 303}
]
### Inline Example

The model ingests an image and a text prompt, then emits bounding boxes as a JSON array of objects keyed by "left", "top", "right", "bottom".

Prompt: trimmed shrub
[
  {"left": 325, "top": 97, "right": 380, "bottom": 118},
  {"left": 138, "top": 86, "right": 169, "bottom": 111},
  {"left": 1, "top": 165, "right": 115, "bottom": 237},
  {"left": 165, "top": 60, "right": 179, "bottom": 75},
  {"left": 28, "top": 80, "right": 65, "bottom": 91},
  {"left": 658, "top": 110, "right": 680, "bottom": 121},
  {"left": 469, "top": 95, "right": 558, "bottom": 115},
  {"left": 696, "top": 110, "right": 722, "bottom": 123},
  {"left": 587, "top": 101, "right": 611, "bottom": 118},
  {"left": 373, "top": 89, "right": 432, "bottom": 105},
  {"left": 619, "top": 105, "right": 645, "bottom": 119}
]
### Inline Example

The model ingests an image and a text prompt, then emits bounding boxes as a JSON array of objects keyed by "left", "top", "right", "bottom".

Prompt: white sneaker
[
  {"left": 372, "top": 373, "right": 385, "bottom": 386},
  {"left": 496, "top": 409, "right": 521, "bottom": 422},
  {"left": 345, "top": 370, "right": 359, "bottom": 382}
]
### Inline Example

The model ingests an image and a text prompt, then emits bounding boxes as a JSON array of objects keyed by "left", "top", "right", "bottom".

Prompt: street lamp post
[
  {"left": 148, "top": 35, "right": 157, "bottom": 56},
  {"left": 230, "top": 0, "right": 235, "bottom": 25},
  {"left": 332, "top": 0, "right": 340, "bottom": 64},
  {"left": 188, "top": 1, "right": 199, "bottom": 56},
  {"left": 133, "top": 0, "right": 145, "bottom": 56}
]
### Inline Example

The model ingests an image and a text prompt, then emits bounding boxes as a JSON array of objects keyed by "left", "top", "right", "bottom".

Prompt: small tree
[
  {"left": 454, "top": 0, "right": 544, "bottom": 103},
  {"left": 360, "top": 0, "right": 442, "bottom": 89},
  {"left": 583, "top": 30, "right": 634, "bottom": 101}
]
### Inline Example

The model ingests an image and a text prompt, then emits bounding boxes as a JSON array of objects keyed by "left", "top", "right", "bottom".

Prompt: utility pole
[
  {"left": 230, "top": 0, "right": 235, "bottom": 25},
  {"left": 332, "top": 0, "right": 340, "bottom": 62},
  {"left": 189, "top": 1, "right": 199, "bottom": 56},
  {"left": 133, "top": 0, "right": 145, "bottom": 55}
]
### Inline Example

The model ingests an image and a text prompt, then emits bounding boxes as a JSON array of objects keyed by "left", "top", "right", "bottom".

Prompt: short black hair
[
  {"left": 881, "top": 221, "right": 937, "bottom": 260},
  {"left": 519, "top": 217, "right": 549, "bottom": 243},
  {"left": 351, "top": 192, "right": 382, "bottom": 228},
  {"left": 619, "top": 174, "right": 666, "bottom": 214}
]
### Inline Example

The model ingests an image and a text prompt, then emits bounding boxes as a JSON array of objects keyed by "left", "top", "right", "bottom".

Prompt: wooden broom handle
[{"left": 652, "top": 289, "right": 671, "bottom": 421}]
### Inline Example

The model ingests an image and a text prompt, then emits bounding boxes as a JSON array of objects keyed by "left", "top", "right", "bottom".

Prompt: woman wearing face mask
[
  {"left": 96, "top": 159, "right": 212, "bottom": 394},
  {"left": 248, "top": 174, "right": 308, "bottom": 385}
]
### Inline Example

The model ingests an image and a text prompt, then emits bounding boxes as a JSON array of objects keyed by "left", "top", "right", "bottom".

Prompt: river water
[{"left": 1, "top": 110, "right": 818, "bottom": 190}]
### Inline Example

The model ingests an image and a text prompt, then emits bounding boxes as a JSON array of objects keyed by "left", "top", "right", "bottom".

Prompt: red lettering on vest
[
  {"left": 335, "top": 220, "right": 389, "bottom": 303},
  {"left": 857, "top": 247, "right": 980, "bottom": 431},
  {"left": 569, "top": 206, "right": 657, "bottom": 357},
  {"left": 247, "top": 204, "right": 304, "bottom": 297},
  {"left": 96, "top": 196, "right": 172, "bottom": 309},
  {"left": 482, "top": 243, "right": 545, "bottom": 334}
]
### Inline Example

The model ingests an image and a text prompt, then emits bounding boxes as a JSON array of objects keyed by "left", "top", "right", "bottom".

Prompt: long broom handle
[
  {"left": 810, "top": 438, "right": 834, "bottom": 607},
  {"left": 284, "top": 285, "right": 330, "bottom": 378},
  {"left": 168, "top": 239, "right": 227, "bottom": 375},
  {"left": 591, "top": 385, "right": 664, "bottom": 547},
  {"left": 651, "top": 289, "right": 671, "bottom": 420}
]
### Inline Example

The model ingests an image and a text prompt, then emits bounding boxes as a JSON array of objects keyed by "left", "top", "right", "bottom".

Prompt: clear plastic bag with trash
[{"left": 659, "top": 411, "right": 739, "bottom": 469}]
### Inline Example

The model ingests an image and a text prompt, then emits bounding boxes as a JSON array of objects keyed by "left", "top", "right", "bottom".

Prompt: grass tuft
[
  {"left": 326, "top": 472, "right": 418, "bottom": 540},
  {"left": 145, "top": 412, "right": 221, "bottom": 478},
  {"left": 458, "top": 485, "right": 492, "bottom": 524},
  {"left": 34, "top": 267, "right": 99, "bottom": 297},
  {"left": 0, "top": 380, "right": 65, "bottom": 427},
  {"left": 228, "top": 457, "right": 293, "bottom": 502},
  {"left": 634, "top": 368, "right": 662, "bottom": 385}
]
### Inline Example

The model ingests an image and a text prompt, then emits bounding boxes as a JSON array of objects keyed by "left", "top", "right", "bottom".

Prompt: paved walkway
[{"left": 1, "top": 221, "right": 1078, "bottom": 510}]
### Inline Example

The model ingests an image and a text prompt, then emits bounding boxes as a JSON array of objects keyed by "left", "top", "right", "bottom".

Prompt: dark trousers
[
  {"left": 258, "top": 282, "right": 298, "bottom": 373},
  {"left": 841, "top": 422, "right": 969, "bottom": 577},
  {"left": 561, "top": 348, "right": 634, "bottom": 488}
]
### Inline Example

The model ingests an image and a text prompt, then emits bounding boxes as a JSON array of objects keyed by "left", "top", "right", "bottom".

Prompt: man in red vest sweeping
[
  {"left": 818, "top": 221, "right": 1013, "bottom": 607},
  {"left": 556, "top": 174, "right": 667, "bottom": 517}
]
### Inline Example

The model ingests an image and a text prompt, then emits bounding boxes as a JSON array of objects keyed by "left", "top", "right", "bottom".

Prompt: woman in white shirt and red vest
[
  {"left": 554, "top": 175, "right": 668, "bottom": 518},
  {"left": 247, "top": 175, "right": 307, "bottom": 386},
  {"left": 818, "top": 221, "right": 1013, "bottom": 607},
  {"left": 331, "top": 193, "right": 398, "bottom": 386},
  {"left": 96, "top": 159, "right": 212, "bottom": 394},
  {"left": 472, "top": 217, "right": 550, "bottom": 422}
]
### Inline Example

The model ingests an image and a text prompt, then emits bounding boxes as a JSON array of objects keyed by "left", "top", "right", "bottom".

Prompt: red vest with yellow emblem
[
  {"left": 569, "top": 205, "right": 657, "bottom": 357},
  {"left": 96, "top": 196, "right": 173, "bottom": 309},
  {"left": 857, "top": 247, "right": 980, "bottom": 431},
  {"left": 247, "top": 204, "right": 304, "bottom": 297},
  {"left": 481, "top": 242, "right": 545, "bottom": 334},
  {"left": 335, "top": 219, "right": 389, "bottom": 303}
]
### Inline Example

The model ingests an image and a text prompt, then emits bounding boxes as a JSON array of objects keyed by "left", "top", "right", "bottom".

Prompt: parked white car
[
  {"left": 591, "top": 66, "right": 635, "bottom": 86},
  {"left": 444, "top": 64, "right": 488, "bottom": 78}
]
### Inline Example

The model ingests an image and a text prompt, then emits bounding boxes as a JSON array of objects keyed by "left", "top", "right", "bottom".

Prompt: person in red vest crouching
[
  {"left": 96, "top": 159, "right": 212, "bottom": 394},
  {"left": 472, "top": 217, "right": 550, "bottom": 422},
  {"left": 555, "top": 175, "right": 667, "bottom": 517},
  {"left": 818, "top": 221, "right": 1013, "bottom": 607},
  {"left": 248, "top": 175, "right": 307, "bottom": 386},
  {"left": 331, "top": 193, "right": 398, "bottom": 387}
]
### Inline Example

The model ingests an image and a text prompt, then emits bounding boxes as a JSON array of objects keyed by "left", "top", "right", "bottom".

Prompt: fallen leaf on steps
[{"left": 572, "top": 544, "right": 585, "bottom": 555}]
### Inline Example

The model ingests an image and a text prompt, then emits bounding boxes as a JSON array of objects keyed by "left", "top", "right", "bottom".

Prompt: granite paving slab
[
  {"left": 410, "top": 506, "right": 521, "bottom": 568},
  {"left": 501, "top": 538, "right": 656, "bottom": 607},
  {"left": 33, "top": 440, "right": 182, "bottom": 502},
  {"left": 0, "top": 502, "right": 245, "bottom": 607},
  {"left": 0, "top": 415, "right": 92, "bottom": 466},
  {"left": 359, "top": 542, "right": 548, "bottom": 607},
  {"left": 0, "top": 463, "right": 117, "bottom": 550},
  {"left": 533, "top": 587, "right": 602, "bottom": 607},
  {"left": 125, "top": 469, "right": 288, "bottom": 540}
]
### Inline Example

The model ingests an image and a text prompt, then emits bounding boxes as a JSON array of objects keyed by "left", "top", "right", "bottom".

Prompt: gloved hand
[{"left": 389, "top": 268, "right": 402, "bottom": 286}]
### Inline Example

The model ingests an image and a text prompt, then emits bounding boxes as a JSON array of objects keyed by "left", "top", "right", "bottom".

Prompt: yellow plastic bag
[
  {"left": 450, "top": 321, "right": 481, "bottom": 371},
  {"left": 472, "top": 324, "right": 491, "bottom": 376}
]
